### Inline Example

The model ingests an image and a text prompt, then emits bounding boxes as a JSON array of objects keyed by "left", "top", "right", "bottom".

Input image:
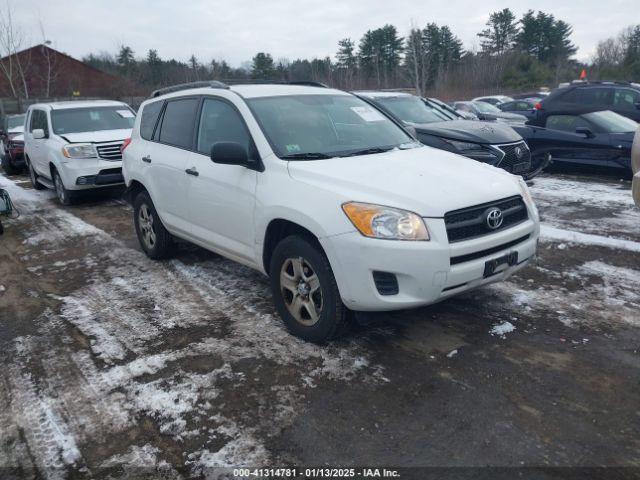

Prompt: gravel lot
[{"left": 0, "top": 169, "right": 639, "bottom": 479}]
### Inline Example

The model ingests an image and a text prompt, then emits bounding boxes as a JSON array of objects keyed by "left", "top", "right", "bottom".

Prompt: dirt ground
[{"left": 0, "top": 169, "right": 638, "bottom": 480}]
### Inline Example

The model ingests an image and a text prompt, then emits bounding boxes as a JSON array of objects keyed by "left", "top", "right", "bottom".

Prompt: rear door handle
[
  {"left": 185, "top": 167, "right": 199, "bottom": 177},
  {"left": 142, "top": 155, "right": 152, "bottom": 163}
]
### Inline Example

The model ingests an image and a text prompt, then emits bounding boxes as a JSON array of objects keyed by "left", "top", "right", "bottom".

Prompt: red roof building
[{"left": 0, "top": 44, "right": 136, "bottom": 99}]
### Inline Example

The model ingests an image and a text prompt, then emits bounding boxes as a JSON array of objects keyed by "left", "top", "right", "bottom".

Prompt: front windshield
[
  {"left": 375, "top": 96, "right": 449, "bottom": 124},
  {"left": 583, "top": 110, "right": 638, "bottom": 133},
  {"left": 247, "top": 94, "right": 417, "bottom": 159},
  {"left": 51, "top": 106, "right": 135, "bottom": 134},
  {"left": 473, "top": 101, "right": 501, "bottom": 113},
  {"left": 7, "top": 115, "right": 25, "bottom": 129}
]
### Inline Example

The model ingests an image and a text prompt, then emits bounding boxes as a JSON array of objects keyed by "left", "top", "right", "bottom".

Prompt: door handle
[
  {"left": 185, "top": 167, "right": 199, "bottom": 177},
  {"left": 142, "top": 155, "right": 152, "bottom": 163}
]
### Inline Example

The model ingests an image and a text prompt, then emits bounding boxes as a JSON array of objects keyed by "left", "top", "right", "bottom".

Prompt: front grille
[
  {"left": 444, "top": 195, "right": 528, "bottom": 243},
  {"left": 96, "top": 142, "right": 124, "bottom": 161},
  {"left": 495, "top": 141, "right": 531, "bottom": 174},
  {"left": 450, "top": 234, "right": 530, "bottom": 265}
]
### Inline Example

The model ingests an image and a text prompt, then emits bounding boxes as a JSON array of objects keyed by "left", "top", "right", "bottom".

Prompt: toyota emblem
[{"left": 486, "top": 208, "right": 504, "bottom": 230}]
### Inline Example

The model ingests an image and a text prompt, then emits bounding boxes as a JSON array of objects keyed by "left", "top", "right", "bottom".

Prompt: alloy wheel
[
  {"left": 138, "top": 203, "right": 157, "bottom": 250},
  {"left": 280, "top": 256, "right": 323, "bottom": 326}
]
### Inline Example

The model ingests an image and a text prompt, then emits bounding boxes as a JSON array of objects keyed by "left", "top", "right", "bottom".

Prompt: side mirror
[
  {"left": 32, "top": 129, "right": 46, "bottom": 139},
  {"left": 404, "top": 125, "right": 418, "bottom": 139},
  {"left": 575, "top": 126, "right": 594, "bottom": 138},
  {"left": 210, "top": 141, "right": 249, "bottom": 166}
]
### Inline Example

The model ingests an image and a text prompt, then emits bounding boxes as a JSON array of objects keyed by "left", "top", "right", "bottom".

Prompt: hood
[
  {"left": 8, "top": 126, "right": 24, "bottom": 135},
  {"left": 11, "top": 133, "right": 24, "bottom": 142},
  {"left": 493, "top": 112, "right": 527, "bottom": 123},
  {"left": 287, "top": 146, "right": 521, "bottom": 217},
  {"left": 412, "top": 120, "right": 521, "bottom": 144},
  {"left": 58, "top": 129, "right": 132, "bottom": 144}
]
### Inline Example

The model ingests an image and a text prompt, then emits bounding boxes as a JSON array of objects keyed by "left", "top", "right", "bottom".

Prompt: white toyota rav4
[
  {"left": 123, "top": 81, "right": 540, "bottom": 342},
  {"left": 24, "top": 100, "right": 135, "bottom": 204}
]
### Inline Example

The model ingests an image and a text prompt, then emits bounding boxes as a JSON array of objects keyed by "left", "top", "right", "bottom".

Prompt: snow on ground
[
  {"left": 531, "top": 175, "right": 640, "bottom": 241},
  {"left": 490, "top": 321, "right": 516, "bottom": 337},
  {"left": 0, "top": 176, "right": 384, "bottom": 474},
  {"left": 540, "top": 225, "right": 640, "bottom": 253}
]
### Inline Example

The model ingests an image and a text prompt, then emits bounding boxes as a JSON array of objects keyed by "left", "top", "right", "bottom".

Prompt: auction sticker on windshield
[{"left": 351, "top": 106, "right": 385, "bottom": 122}]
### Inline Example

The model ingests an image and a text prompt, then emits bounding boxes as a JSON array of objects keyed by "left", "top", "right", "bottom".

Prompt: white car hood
[
  {"left": 59, "top": 129, "right": 132, "bottom": 143},
  {"left": 287, "top": 146, "right": 521, "bottom": 218},
  {"left": 8, "top": 126, "right": 24, "bottom": 134}
]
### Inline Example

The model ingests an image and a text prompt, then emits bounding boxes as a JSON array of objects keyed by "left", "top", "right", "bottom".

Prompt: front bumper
[
  {"left": 57, "top": 159, "right": 124, "bottom": 190},
  {"left": 322, "top": 212, "right": 539, "bottom": 311}
]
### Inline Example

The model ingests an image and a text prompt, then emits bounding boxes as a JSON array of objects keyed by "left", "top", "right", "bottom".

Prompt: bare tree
[
  {"left": 38, "top": 19, "right": 59, "bottom": 98},
  {"left": 0, "top": 1, "right": 31, "bottom": 101}
]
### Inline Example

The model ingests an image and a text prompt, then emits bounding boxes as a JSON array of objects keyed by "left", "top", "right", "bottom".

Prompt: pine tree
[{"left": 478, "top": 8, "right": 518, "bottom": 55}]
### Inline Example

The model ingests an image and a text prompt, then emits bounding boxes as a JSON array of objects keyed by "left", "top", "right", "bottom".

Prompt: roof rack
[
  {"left": 222, "top": 79, "right": 329, "bottom": 88},
  {"left": 150, "top": 80, "right": 229, "bottom": 98}
]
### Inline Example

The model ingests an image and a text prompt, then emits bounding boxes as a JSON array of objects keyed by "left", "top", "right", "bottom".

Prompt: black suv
[{"left": 538, "top": 81, "right": 640, "bottom": 122}]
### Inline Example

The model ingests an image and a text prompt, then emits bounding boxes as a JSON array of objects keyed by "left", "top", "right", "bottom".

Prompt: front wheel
[
  {"left": 269, "top": 235, "right": 349, "bottom": 343},
  {"left": 53, "top": 169, "right": 74, "bottom": 205},
  {"left": 27, "top": 159, "right": 45, "bottom": 190}
]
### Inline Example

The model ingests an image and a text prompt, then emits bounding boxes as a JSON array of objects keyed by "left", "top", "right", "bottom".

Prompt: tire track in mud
[{"left": 0, "top": 179, "right": 383, "bottom": 476}]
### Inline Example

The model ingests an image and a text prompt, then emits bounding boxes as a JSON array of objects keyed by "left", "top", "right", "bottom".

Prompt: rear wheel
[
  {"left": 27, "top": 159, "right": 45, "bottom": 190},
  {"left": 53, "top": 169, "right": 74, "bottom": 205},
  {"left": 1, "top": 154, "right": 18, "bottom": 175},
  {"left": 133, "top": 191, "right": 175, "bottom": 259},
  {"left": 270, "top": 235, "right": 349, "bottom": 343}
]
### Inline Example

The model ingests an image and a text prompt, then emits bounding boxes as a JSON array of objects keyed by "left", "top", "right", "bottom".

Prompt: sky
[{"left": 9, "top": 0, "right": 639, "bottom": 66}]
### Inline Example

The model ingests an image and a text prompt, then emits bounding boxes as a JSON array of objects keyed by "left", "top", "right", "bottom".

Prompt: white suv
[
  {"left": 123, "top": 82, "right": 540, "bottom": 342},
  {"left": 24, "top": 100, "right": 135, "bottom": 204}
]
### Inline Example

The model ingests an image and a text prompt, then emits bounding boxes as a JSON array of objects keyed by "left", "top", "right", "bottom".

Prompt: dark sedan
[
  {"left": 498, "top": 100, "right": 538, "bottom": 120},
  {"left": 355, "top": 91, "right": 534, "bottom": 177},
  {"left": 517, "top": 110, "right": 638, "bottom": 172},
  {"left": 454, "top": 101, "right": 528, "bottom": 124}
]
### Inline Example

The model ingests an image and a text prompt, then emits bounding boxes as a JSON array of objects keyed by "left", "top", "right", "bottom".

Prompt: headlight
[
  {"left": 62, "top": 143, "right": 97, "bottom": 159},
  {"left": 518, "top": 178, "right": 538, "bottom": 217},
  {"left": 445, "top": 139, "right": 499, "bottom": 162},
  {"left": 342, "top": 202, "right": 430, "bottom": 241}
]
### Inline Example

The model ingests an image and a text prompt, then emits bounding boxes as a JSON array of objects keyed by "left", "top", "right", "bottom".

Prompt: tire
[
  {"left": 1, "top": 154, "right": 18, "bottom": 175},
  {"left": 27, "top": 159, "right": 45, "bottom": 190},
  {"left": 133, "top": 191, "right": 175, "bottom": 259},
  {"left": 269, "top": 235, "right": 350, "bottom": 343},
  {"left": 53, "top": 169, "right": 74, "bottom": 206}
]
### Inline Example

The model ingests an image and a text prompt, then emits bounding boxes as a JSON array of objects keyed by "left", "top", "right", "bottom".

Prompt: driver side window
[
  {"left": 30, "top": 110, "right": 49, "bottom": 136},
  {"left": 197, "top": 98, "right": 251, "bottom": 155},
  {"left": 546, "top": 115, "right": 589, "bottom": 133}
]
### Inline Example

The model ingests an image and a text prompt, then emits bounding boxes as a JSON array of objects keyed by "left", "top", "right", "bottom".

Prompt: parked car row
[
  {"left": 451, "top": 81, "right": 640, "bottom": 173},
  {"left": 0, "top": 81, "right": 541, "bottom": 343}
]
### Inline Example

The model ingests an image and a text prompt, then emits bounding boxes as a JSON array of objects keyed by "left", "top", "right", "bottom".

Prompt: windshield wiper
[
  {"left": 339, "top": 146, "right": 395, "bottom": 157},
  {"left": 281, "top": 152, "right": 334, "bottom": 160}
]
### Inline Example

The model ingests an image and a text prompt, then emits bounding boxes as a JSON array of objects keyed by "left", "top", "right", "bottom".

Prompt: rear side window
[
  {"left": 563, "top": 88, "right": 612, "bottom": 106},
  {"left": 158, "top": 98, "right": 199, "bottom": 149},
  {"left": 140, "top": 100, "right": 163, "bottom": 140}
]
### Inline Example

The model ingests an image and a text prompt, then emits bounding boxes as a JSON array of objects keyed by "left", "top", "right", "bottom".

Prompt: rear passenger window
[
  {"left": 158, "top": 98, "right": 199, "bottom": 149},
  {"left": 196, "top": 98, "right": 250, "bottom": 155},
  {"left": 140, "top": 100, "right": 163, "bottom": 140}
]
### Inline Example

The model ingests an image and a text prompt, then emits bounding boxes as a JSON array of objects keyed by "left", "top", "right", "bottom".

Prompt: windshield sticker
[
  {"left": 351, "top": 106, "right": 385, "bottom": 122},
  {"left": 116, "top": 110, "right": 135, "bottom": 118},
  {"left": 89, "top": 111, "right": 100, "bottom": 121},
  {"left": 285, "top": 144, "right": 301, "bottom": 153}
]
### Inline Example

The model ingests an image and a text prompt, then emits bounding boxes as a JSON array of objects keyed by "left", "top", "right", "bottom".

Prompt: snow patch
[
  {"left": 490, "top": 321, "right": 516, "bottom": 337},
  {"left": 540, "top": 224, "right": 640, "bottom": 253}
]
